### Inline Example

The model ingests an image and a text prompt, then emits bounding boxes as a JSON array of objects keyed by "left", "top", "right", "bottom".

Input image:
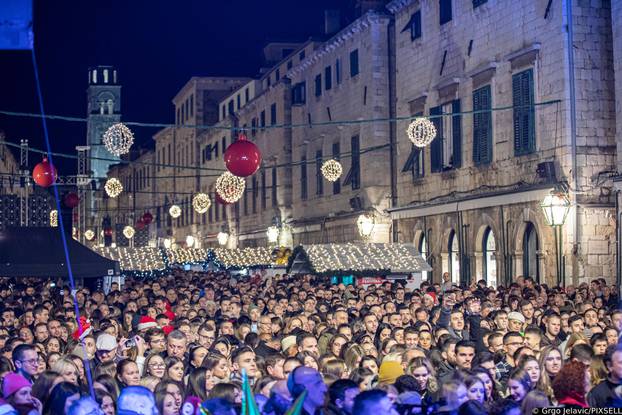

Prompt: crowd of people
[{"left": 0, "top": 270, "right": 619, "bottom": 414}]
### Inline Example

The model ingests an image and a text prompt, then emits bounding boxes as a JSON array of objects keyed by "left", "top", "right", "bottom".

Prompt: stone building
[{"left": 387, "top": 0, "right": 617, "bottom": 287}]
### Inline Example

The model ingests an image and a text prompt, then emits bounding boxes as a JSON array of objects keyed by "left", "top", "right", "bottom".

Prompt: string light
[
  {"left": 103, "top": 123, "right": 134, "bottom": 156},
  {"left": 266, "top": 226, "right": 280, "bottom": 244},
  {"left": 166, "top": 248, "right": 208, "bottom": 264},
  {"left": 192, "top": 193, "right": 211, "bottom": 214},
  {"left": 94, "top": 246, "right": 166, "bottom": 272},
  {"left": 321, "top": 159, "right": 343, "bottom": 182},
  {"left": 105, "top": 178, "right": 123, "bottom": 198},
  {"left": 123, "top": 225, "right": 135, "bottom": 239},
  {"left": 213, "top": 247, "right": 273, "bottom": 269},
  {"left": 217, "top": 232, "right": 229, "bottom": 246},
  {"left": 215, "top": 172, "right": 245, "bottom": 203},
  {"left": 406, "top": 117, "right": 437, "bottom": 147},
  {"left": 50, "top": 210, "right": 57, "bottom": 227},
  {"left": 84, "top": 229, "right": 95, "bottom": 240},
  {"left": 169, "top": 205, "right": 181, "bottom": 218}
]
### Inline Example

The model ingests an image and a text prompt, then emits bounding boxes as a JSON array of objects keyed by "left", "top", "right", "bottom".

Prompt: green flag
[
  {"left": 285, "top": 390, "right": 308, "bottom": 415},
  {"left": 241, "top": 369, "right": 260, "bottom": 415}
]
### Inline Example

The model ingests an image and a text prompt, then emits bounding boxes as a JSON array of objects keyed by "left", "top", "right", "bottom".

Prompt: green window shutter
[
  {"left": 452, "top": 99, "right": 462, "bottom": 168},
  {"left": 473, "top": 85, "right": 492, "bottom": 165},
  {"left": 430, "top": 106, "right": 442, "bottom": 172},
  {"left": 513, "top": 69, "right": 535, "bottom": 155}
]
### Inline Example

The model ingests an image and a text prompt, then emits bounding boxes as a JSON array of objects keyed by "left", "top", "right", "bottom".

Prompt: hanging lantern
[
  {"left": 169, "top": 205, "right": 181, "bottom": 218},
  {"left": 103, "top": 123, "right": 134, "bottom": 156},
  {"left": 321, "top": 159, "right": 343, "bottom": 182},
  {"left": 135, "top": 219, "right": 146, "bottom": 230},
  {"left": 142, "top": 212, "right": 153, "bottom": 225},
  {"left": 123, "top": 225, "right": 135, "bottom": 239},
  {"left": 266, "top": 226, "right": 280, "bottom": 244},
  {"left": 357, "top": 213, "right": 376, "bottom": 240},
  {"left": 192, "top": 193, "right": 211, "bottom": 214},
  {"left": 84, "top": 229, "right": 95, "bottom": 241},
  {"left": 32, "top": 157, "right": 57, "bottom": 187},
  {"left": 406, "top": 117, "right": 437, "bottom": 147},
  {"left": 49, "top": 210, "right": 58, "bottom": 227},
  {"left": 63, "top": 192, "right": 80, "bottom": 209},
  {"left": 224, "top": 133, "right": 262, "bottom": 177},
  {"left": 104, "top": 178, "right": 123, "bottom": 198},
  {"left": 163, "top": 238, "right": 172, "bottom": 249},
  {"left": 186, "top": 235, "right": 195, "bottom": 247},
  {"left": 217, "top": 231, "right": 229, "bottom": 246},
  {"left": 215, "top": 172, "right": 245, "bottom": 203}
]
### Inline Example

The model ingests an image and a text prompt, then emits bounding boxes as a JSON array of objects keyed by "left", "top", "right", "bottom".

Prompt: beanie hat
[
  {"left": 137, "top": 316, "right": 158, "bottom": 331},
  {"left": 2, "top": 373, "right": 31, "bottom": 398},
  {"left": 72, "top": 316, "right": 92, "bottom": 341},
  {"left": 378, "top": 361, "right": 404, "bottom": 385}
]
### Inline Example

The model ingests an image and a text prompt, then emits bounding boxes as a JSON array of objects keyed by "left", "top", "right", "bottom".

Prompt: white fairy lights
[
  {"left": 215, "top": 172, "right": 245, "bottom": 203},
  {"left": 406, "top": 117, "right": 437, "bottom": 147},
  {"left": 103, "top": 123, "right": 134, "bottom": 156},
  {"left": 169, "top": 205, "right": 181, "bottom": 218},
  {"left": 50, "top": 210, "right": 58, "bottom": 227},
  {"left": 84, "top": 229, "right": 95, "bottom": 241},
  {"left": 192, "top": 193, "right": 211, "bottom": 214},
  {"left": 321, "top": 159, "right": 343, "bottom": 182},
  {"left": 104, "top": 178, "right": 123, "bottom": 198}
]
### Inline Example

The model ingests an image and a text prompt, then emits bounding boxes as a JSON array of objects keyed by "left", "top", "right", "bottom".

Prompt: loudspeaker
[
  {"left": 349, "top": 196, "right": 363, "bottom": 210},
  {"left": 536, "top": 161, "right": 556, "bottom": 183}
]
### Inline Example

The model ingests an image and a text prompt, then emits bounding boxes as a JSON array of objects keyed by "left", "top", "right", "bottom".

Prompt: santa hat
[
  {"left": 162, "top": 325, "right": 174, "bottom": 336},
  {"left": 164, "top": 302, "right": 176, "bottom": 321},
  {"left": 425, "top": 292, "right": 437, "bottom": 304},
  {"left": 72, "top": 316, "right": 92, "bottom": 341},
  {"left": 137, "top": 316, "right": 158, "bottom": 331}
]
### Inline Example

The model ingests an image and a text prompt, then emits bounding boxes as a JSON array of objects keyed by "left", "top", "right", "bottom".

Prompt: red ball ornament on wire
[
  {"left": 142, "top": 212, "right": 153, "bottom": 225},
  {"left": 104, "top": 228, "right": 113, "bottom": 237},
  {"left": 224, "top": 132, "right": 262, "bottom": 177},
  {"left": 215, "top": 191, "right": 232, "bottom": 205},
  {"left": 32, "top": 157, "right": 57, "bottom": 187},
  {"left": 135, "top": 219, "right": 146, "bottom": 230},
  {"left": 63, "top": 193, "right": 80, "bottom": 209}
]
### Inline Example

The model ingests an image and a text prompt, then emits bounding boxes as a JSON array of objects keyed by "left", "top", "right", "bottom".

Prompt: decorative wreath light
[
  {"left": 104, "top": 178, "right": 123, "bottom": 198},
  {"left": 266, "top": 226, "right": 280, "bottom": 244},
  {"left": 84, "top": 229, "right": 95, "bottom": 241},
  {"left": 192, "top": 193, "right": 211, "bottom": 214},
  {"left": 123, "top": 225, "right": 135, "bottom": 239},
  {"left": 406, "top": 117, "right": 437, "bottom": 148},
  {"left": 103, "top": 123, "right": 134, "bottom": 156},
  {"left": 169, "top": 205, "right": 181, "bottom": 218},
  {"left": 321, "top": 159, "right": 343, "bottom": 182},
  {"left": 215, "top": 172, "right": 246, "bottom": 203},
  {"left": 50, "top": 210, "right": 58, "bottom": 227}
]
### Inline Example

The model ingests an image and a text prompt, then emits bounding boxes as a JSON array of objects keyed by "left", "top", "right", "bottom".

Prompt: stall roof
[
  {"left": 0, "top": 227, "right": 119, "bottom": 278},
  {"left": 212, "top": 247, "right": 274, "bottom": 269},
  {"left": 288, "top": 243, "right": 432, "bottom": 275},
  {"left": 93, "top": 247, "right": 165, "bottom": 272}
]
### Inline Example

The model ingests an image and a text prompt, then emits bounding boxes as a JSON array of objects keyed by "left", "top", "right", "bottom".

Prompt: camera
[{"left": 125, "top": 338, "right": 136, "bottom": 348}]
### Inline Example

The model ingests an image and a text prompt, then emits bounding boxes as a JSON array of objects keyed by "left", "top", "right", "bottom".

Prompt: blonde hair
[
  {"left": 564, "top": 333, "right": 588, "bottom": 359},
  {"left": 590, "top": 356, "right": 608, "bottom": 387},
  {"left": 51, "top": 357, "right": 79, "bottom": 382},
  {"left": 320, "top": 358, "right": 348, "bottom": 379},
  {"left": 407, "top": 357, "right": 438, "bottom": 393},
  {"left": 344, "top": 344, "right": 365, "bottom": 370},
  {"left": 537, "top": 346, "right": 561, "bottom": 402}
]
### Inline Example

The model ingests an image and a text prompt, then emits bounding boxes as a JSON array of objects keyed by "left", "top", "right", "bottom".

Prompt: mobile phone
[{"left": 50, "top": 283, "right": 56, "bottom": 287}]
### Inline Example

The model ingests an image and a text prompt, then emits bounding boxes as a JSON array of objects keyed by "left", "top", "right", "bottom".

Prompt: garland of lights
[
  {"left": 103, "top": 123, "right": 135, "bottom": 156},
  {"left": 212, "top": 247, "right": 274, "bottom": 269},
  {"left": 406, "top": 117, "right": 437, "bottom": 147},
  {"left": 104, "top": 178, "right": 123, "bottom": 198},
  {"left": 165, "top": 248, "right": 209, "bottom": 265},
  {"left": 169, "top": 204, "right": 181, "bottom": 218},
  {"left": 215, "top": 172, "right": 245, "bottom": 203},
  {"left": 50, "top": 210, "right": 57, "bottom": 227},
  {"left": 321, "top": 159, "right": 343, "bottom": 182},
  {"left": 94, "top": 246, "right": 166, "bottom": 272},
  {"left": 84, "top": 229, "right": 95, "bottom": 241},
  {"left": 192, "top": 193, "right": 211, "bottom": 214},
  {"left": 123, "top": 225, "right": 135, "bottom": 239}
]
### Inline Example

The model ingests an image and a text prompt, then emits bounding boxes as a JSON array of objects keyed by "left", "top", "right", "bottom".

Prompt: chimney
[
  {"left": 324, "top": 9, "right": 341, "bottom": 36},
  {"left": 355, "top": 0, "right": 386, "bottom": 17}
]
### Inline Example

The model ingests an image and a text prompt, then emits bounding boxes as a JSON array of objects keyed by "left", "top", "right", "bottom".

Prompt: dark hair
[
  {"left": 94, "top": 389, "right": 115, "bottom": 413},
  {"left": 328, "top": 379, "right": 358, "bottom": 404},
  {"left": 394, "top": 375, "right": 420, "bottom": 394},
  {"left": 455, "top": 340, "right": 476, "bottom": 353},
  {"left": 31, "top": 370, "right": 60, "bottom": 403},
  {"left": 12, "top": 343, "right": 35, "bottom": 364},
  {"left": 115, "top": 359, "right": 138, "bottom": 387},
  {"left": 186, "top": 367, "right": 208, "bottom": 401},
  {"left": 231, "top": 345, "right": 254, "bottom": 364},
  {"left": 353, "top": 389, "right": 387, "bottom": 414},
  {"left": 208, "top": 382, "right": 240, "bottom": 405},
  {"left": 44, "top": 382, "right": 80, "bottom": 415},
  {"left": 569, "top": 343, "right": 594, "bottom": 362},
  {"left": 458, "top": 400, "right": 488, "bottom": 415}
]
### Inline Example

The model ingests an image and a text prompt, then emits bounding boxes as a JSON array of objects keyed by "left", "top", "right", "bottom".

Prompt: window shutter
[
  {"left": 524, "top": 69, "right": 535, "bottom": 153},
  {"left": 452, "top": 99, "right": 462, "bottom": 168},
  {"left": 482, "top": 86, "right": 492, "bottom": 163},
  {"left": 430, "top": 106, "right": 442, "bottom": 172},
  {"left": 513, "top": 69, "right": 535, "bottom": 155},
  {"left": 472, "top": 89, "right": 482, "bottom": 164}
]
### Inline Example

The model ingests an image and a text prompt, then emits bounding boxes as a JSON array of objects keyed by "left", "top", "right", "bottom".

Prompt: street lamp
[
  {"left": 186, "top": 235, "right": 195, "bottom": 248},
  {"left": 217, "top": 231, "right": 229, "bottom": 246},
  {"left": 267, "top": 226, "right": 280, "bottom": 244},
  {"left": 357, "top": 213, "right": 375, "bottom": 241},
  {"left": 541, "top": 190, "right": 570, "bottom": 287}
]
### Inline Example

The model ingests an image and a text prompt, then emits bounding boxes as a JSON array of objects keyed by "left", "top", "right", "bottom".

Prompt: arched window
[
  {"left": 523, "top": 222, "right": 540, "bottom": 282},
  {"left": 483, "top": 228, "right": 497, "bottom": 287},
  {"left": 107, "top": 99, "right": 114, "bottom": 115},
  {"left": 449, "top": 230, "right": 460, "bottom": 284},
  {"left": 418, "top": 233, "right": 428, "bottom": 281}
]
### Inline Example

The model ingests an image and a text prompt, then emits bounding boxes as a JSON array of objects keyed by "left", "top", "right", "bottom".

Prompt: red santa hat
[
  {"left": 72, "top": 316, "right": 92, "bottom": 341},
  {"left": 137, "top": 316, "right": 158, "bottom": 331},
  {"left": 425, "top": 292, "right": 437, "bottom": 304},
  {"left": 162, "top": 325, "right": 174, "bottom": 336}
]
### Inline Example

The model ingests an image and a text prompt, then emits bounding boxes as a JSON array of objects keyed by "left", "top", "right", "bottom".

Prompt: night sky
[{"left": 0, "top": 0, "right": 354, "bottom": 173}]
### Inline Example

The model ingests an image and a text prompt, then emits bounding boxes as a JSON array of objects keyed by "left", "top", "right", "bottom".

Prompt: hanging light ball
[
  {"left": 321, "top": 159, "right": 343, "bottom": 182},
  {"left": 32, "top": 157, "right": 57, "bottom": 187},
  {"left": 169, "top": 205, "right": 181, "bottom": 218},
  {"left": 49, "top": 210, "right": 58, "bottom": 227},
  {"left": 84, "top": 229, "right": 95, "bottom": 241},
  {"left": 103, "top": 123, "right": 134, "bottom": 156},
  {"left": 63, "top": 192, "right": 80, "bottom": 209},
  {"left": 104, "top": 228, "right": 113, "bottom": 237},
  {"left": 135, "top": 219, "right": 146, "bottom": 230},
  {"left": 192, "top": 193, "right": 211, "bottom": 214},
  {"left": 215, "top": 172, "right": 245, "bottom": 203},
  {"left": 224, "top": 133, "right": 262, "bottom": 177},
  {"left": 215, "top": 192, "right": 232, "bottom": 205},
  {"left": 104, "top": 178, "right": 123, "bottom": 198},
  {"left": 406, "top": 117, "right": 437, "bottom": 148},
  {"left": 142, "top": 212, "right": 153, "bottom": 225},
  {"left": 123, "top": 225, "right": 135, "bottom": 239}
]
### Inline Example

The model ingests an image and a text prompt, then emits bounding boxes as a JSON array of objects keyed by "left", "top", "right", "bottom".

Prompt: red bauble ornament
[
  {"left": 135, "top": 219, "right": 146, "bottom": 230},
  {"left": 215, "top": 192, "right": 232, "bottom": 205},
  {"left": 32, "top": 157, "right": 57, "bottom": 187},
  {"left": 142, "top": 212, "right": 153, "bottom": 225},
  {"left": 224, "top": 133, "right": 262, "bottom": 177},
  {"left": 63, "top": 192, "right": 80, "bottom": 208},
  {"left": 104, "top": 228, "right": 113, "bottom": 237}
]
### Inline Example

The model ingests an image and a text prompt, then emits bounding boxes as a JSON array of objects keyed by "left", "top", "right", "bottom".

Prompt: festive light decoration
[
  {"left": 192, "top": 193, "right": 211, "bottom": 214},
  {"left": 63, "top": 192, "right": 80, "bottom": 208},
  {"left": 32, "top": 157, "right": 57, "bottom": 187},
  {"left": 169, "top": 205, "right": 181, "bottom": 218},
  {"left": 406, "top": 117, "right": 437, "bottom": 147},
  {"left": 163, "top": 238, "right": 172, "bottom": 249},
  {"left": 321, "top": 159, "right": 343, "bottom": 182},
  {"left": 166, "top": 248, "right": 208, "bottom": 264},
  {"left": 104, "top": 228, "right": 113, "bottom": 237},
  {"left": 541, "top": 191, "right": 570, "bottom": 227},
  {"left": 49, "top": 210, "right": 58, "bottom": 227},
  {"left": 266, "top": 226, "right": 280, "bottom": 244},
  {"left": 215, "top": 172, "right": 245, "bottom": 203},
  {"left": 135, "top": 219, "right": 146, "bottom": 230},
  {"left": 217, "top": 231, "right": 229, "bottom": 246},
  {"left": 142, "top": 212, "right": 153, "bottom": 225},
  {"left": 224, "top": 133, "right": 262, "bottom": 177},
  {"left": 357, "top": 213, "right": 375, "bottom": 240},
  {"left": 103, "top": 123, "right": 134, "bottom": 156},
  {"left": 84, "top": 229, "right": 95, "bottom": 241},
  {"left": 104, "top": 178, "right": 123, "bottom": 198},
  {"left": 186, "top": 235, "right": 195, "bottom": 248},
  {"left": 213, "top": 247, "right": 273, "bottom": 269},
  {"left": 279, "top": 224, "right": 294, "bottom": 248},
  {"left": 94, "top": 246, "right": 166, "bottom": 272},
  {"left": 123, "top": 225, "right": 135, "bottom": 239},
  {"left": 215, "top": 192, "right": 232, "bottom": 205}
]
